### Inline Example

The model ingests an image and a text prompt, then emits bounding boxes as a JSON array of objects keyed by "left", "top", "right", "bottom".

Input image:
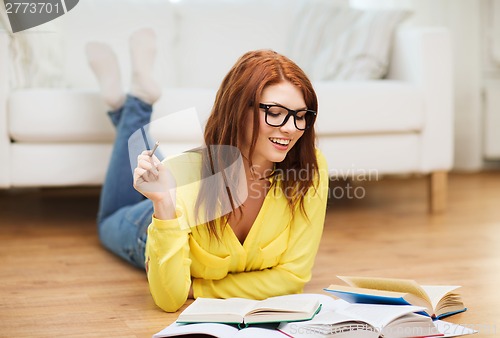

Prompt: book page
[
  {"left": 279, "top": 300, "right": 424, "bottom": 330},
  {"left": 421, "top": 285, "right": 461, "bottom": 310},
  {"left": 153, "top": 322, "right": 289, "bottom": 338},
  {"left": 152, "top": 322, "right": 238, "bottom": 338},
  {"left": 278, "top": 309, "right": 376, "bottom": 334},
  {"left": 177, "top": 298, "right": 258, "bottom": 323},
  {"left": 247, "top": 294, "right": 319, "bottom": 315},
  {"left": 337, "top": 303, "right": 428, "bottom": 329},
  {"left": 236, "top": 326, "right": 291, "bottom": 337},
  {"left": 258, "top": 293, "right": 338, "bottom": 311},
  {"left": 279, "top": 301, "right": 433, "bottom": 338},
  {"left": 338, "top": 276, "right": 432, "bottom": 305},
  {"left": 433, "top": 320, "right": 478, "bottom": 337},
  {"left": 280, "top": 301, "right": 419, "bottom": 338}
]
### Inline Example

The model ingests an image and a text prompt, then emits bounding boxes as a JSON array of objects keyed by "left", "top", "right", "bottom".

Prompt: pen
[{"left": 149, "top": 141, "right": 160, "bottom": 157}]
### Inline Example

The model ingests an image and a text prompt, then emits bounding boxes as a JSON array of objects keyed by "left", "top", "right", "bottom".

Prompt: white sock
[
  {"left": 85, "top": 42, "right": 125, "bottom": 110},
  {"left": 129, "top": 28, "right": 161, "bottom": 105}
]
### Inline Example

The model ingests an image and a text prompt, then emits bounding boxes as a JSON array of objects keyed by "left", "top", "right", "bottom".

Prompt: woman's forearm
[{"left": 146, "top": 216, "right": 191, "bottom": 312}]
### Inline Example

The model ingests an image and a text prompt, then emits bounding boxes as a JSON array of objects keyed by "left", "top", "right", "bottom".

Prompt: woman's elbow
[
  {"left": 152, "top": 289, "right": 188, "bottom": 313},
  {"left": 148, "top": 275, "right": 190, "bottom": 312}
]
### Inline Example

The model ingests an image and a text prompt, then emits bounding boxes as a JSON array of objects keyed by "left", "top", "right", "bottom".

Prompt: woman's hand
[{"left": 133, "top": 150, "right": 177, "bottom": 219}]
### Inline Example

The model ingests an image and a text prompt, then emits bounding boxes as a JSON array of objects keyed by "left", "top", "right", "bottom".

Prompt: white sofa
[{"left": 0, "top": 0, "right": 453, "bottom": 212}]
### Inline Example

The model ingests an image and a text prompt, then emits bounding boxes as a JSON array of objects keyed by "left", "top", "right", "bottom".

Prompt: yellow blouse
[{"left": 145, "top": 149, "right": 329, "bottom": 312}]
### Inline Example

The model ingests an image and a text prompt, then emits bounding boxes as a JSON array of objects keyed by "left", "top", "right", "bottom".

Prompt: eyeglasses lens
[{"left": 265, "top": 106, "right": 313, "bottom": 130}]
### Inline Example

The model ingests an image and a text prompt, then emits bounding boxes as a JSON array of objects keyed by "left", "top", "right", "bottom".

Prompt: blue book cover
[{"left": 323, "top": 288, "right": 412, "bottom": 306}]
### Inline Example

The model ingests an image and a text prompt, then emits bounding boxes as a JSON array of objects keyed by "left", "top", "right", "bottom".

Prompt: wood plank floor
[{"left": 1, "top": 172, "right": 499, "bottom": 337}]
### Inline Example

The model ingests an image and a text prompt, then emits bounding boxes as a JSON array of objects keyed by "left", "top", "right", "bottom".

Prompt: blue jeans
[{"left": 97, "top": 95, "right": 159, "bottom": 269}]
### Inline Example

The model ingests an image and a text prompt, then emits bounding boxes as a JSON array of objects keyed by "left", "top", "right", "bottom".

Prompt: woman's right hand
[{"left": 133, "top": 150, "right": 177, "bottom": 218}]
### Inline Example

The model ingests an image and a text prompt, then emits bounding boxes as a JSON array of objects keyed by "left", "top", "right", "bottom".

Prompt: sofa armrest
[
  {"left": 388, "top": 27, "right": 454, "bottom": 172},
  {"left": 0, "top": 30, "right": 11, "bottom": 187}
]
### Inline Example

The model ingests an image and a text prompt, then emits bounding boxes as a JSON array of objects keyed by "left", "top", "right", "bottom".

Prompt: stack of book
[
  {"left": 152, "top": 276, "right": 476, "bottom": 338},
  {"left": 323, "top": 276, "right": 467, "bottom": 319}
]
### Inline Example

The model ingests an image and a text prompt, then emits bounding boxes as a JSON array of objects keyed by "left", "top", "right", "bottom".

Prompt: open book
[
  {"left": 278, "top": 300, "right": 440, "bottom": 338},
  {"left": 152, "top": 322, "right": 289, "bottom": 338},
  {"left": 324, "top": 276, "right": 466, "bottom": 319},
  {"left": 176, "top": 295, "right": 321, "bottom": 326},
  {"left": 153, "top": 295, "right": 476, "bottom": 338}
]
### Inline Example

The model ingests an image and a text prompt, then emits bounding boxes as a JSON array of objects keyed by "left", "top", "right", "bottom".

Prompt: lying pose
[{"left": 88, "top": 28, "right": 329, "bottom": 312}]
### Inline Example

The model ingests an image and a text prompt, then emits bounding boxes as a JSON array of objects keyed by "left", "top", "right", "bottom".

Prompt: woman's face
[{"left": 244, "top": 81, "right": 306, "bottom": 171}]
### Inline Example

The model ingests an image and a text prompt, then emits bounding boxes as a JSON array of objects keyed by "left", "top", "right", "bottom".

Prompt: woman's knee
[{"left": 97, "top": 205, "right": 150, "bottom": 269}]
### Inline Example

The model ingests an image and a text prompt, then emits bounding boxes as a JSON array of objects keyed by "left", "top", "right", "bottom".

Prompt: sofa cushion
[
  {"left": 318, "top": 133, "right": 421, "bottom": 175},
  {"left": 54, "top": 0, "right": 176, "bottom": 89},
  {"left": 8, "top": 88, "right": 216, "bottom": 143},
  {"left": 0, "top": 22, "right": 65, "bottom": 89},
  {"left": 288, "top": 4, "right": 410, "bottom": 81},
  {"left": 10, "top": 143, "right": 112, "bottom": 187},
  {"left": 313, "top": 80, "right": 424, "bottom": 134},
  {"left": 172, "top": 0, "right": 300, "bottom": 88},
  {"left": 9, "top": 82, "right": 423, "bottom": 144},
  {"left": 9, "top": 89, "right": 111, "bottom": 142},
  {"left": 9, "top": 142, "right": 205, "bottom": 187}
]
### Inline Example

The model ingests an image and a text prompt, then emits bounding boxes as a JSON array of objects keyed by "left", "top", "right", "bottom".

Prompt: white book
[
  {"left": 152, "top": 294, "right": 333, "bottom": 338},
  {"left": 176, "top": 295, "right": 321, "bottom": 326},
  {"left": 152, "top": 322, "right": 289, "bottom": 338},
  {"left": 152, "top": 294, "right": 478, "bottom": 338},
  {"left": 278, "top": 299, "right": 440, "bottom": 338}
]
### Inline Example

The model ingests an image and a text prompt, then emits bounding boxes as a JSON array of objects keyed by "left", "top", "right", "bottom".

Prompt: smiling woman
[
  {"left": 244, "top": 82, "right": 309, "bottom": 168},
  {"left": 196, "top": 49, "right": 322, "bottom": 245},
  {"left": 90, "top": 30, "right": 329, "bottom": 313}
]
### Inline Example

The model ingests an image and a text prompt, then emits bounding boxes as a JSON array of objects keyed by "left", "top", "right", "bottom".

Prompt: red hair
[{"left": 195, "top": 49, "right": 319, "bottom": 240}]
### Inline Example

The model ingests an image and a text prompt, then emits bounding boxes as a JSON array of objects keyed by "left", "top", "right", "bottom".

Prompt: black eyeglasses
[{"left": 259, "top": 103, "right": 317, "bottom": 131}]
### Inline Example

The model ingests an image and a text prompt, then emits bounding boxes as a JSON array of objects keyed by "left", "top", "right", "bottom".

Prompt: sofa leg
[{"left": 428, "top": 171, "right": 448, "bottom": 213}]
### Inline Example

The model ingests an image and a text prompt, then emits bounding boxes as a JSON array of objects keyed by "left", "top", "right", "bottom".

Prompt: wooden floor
[{"left": 1, "top": 172, "right": 499, "bottom": 337}]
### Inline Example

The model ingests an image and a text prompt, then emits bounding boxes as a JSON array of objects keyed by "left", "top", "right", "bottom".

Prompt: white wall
[
  {"left": 481, "top": 0, "right": 500, "bottom": 162},
  {"left": 410, "top": 0, "right": 483, "bottom": 171},
  {"left": 351, "top": 0, "right": 485, "bottom": 171}
]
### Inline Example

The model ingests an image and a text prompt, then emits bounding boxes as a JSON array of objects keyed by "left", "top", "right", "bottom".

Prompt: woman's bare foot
[
  {"left": 129, "top": 28, "right": 161, "bottom": 105},
  {"left": 85, "top": 42, "right": 125, "bottom": 110}
]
